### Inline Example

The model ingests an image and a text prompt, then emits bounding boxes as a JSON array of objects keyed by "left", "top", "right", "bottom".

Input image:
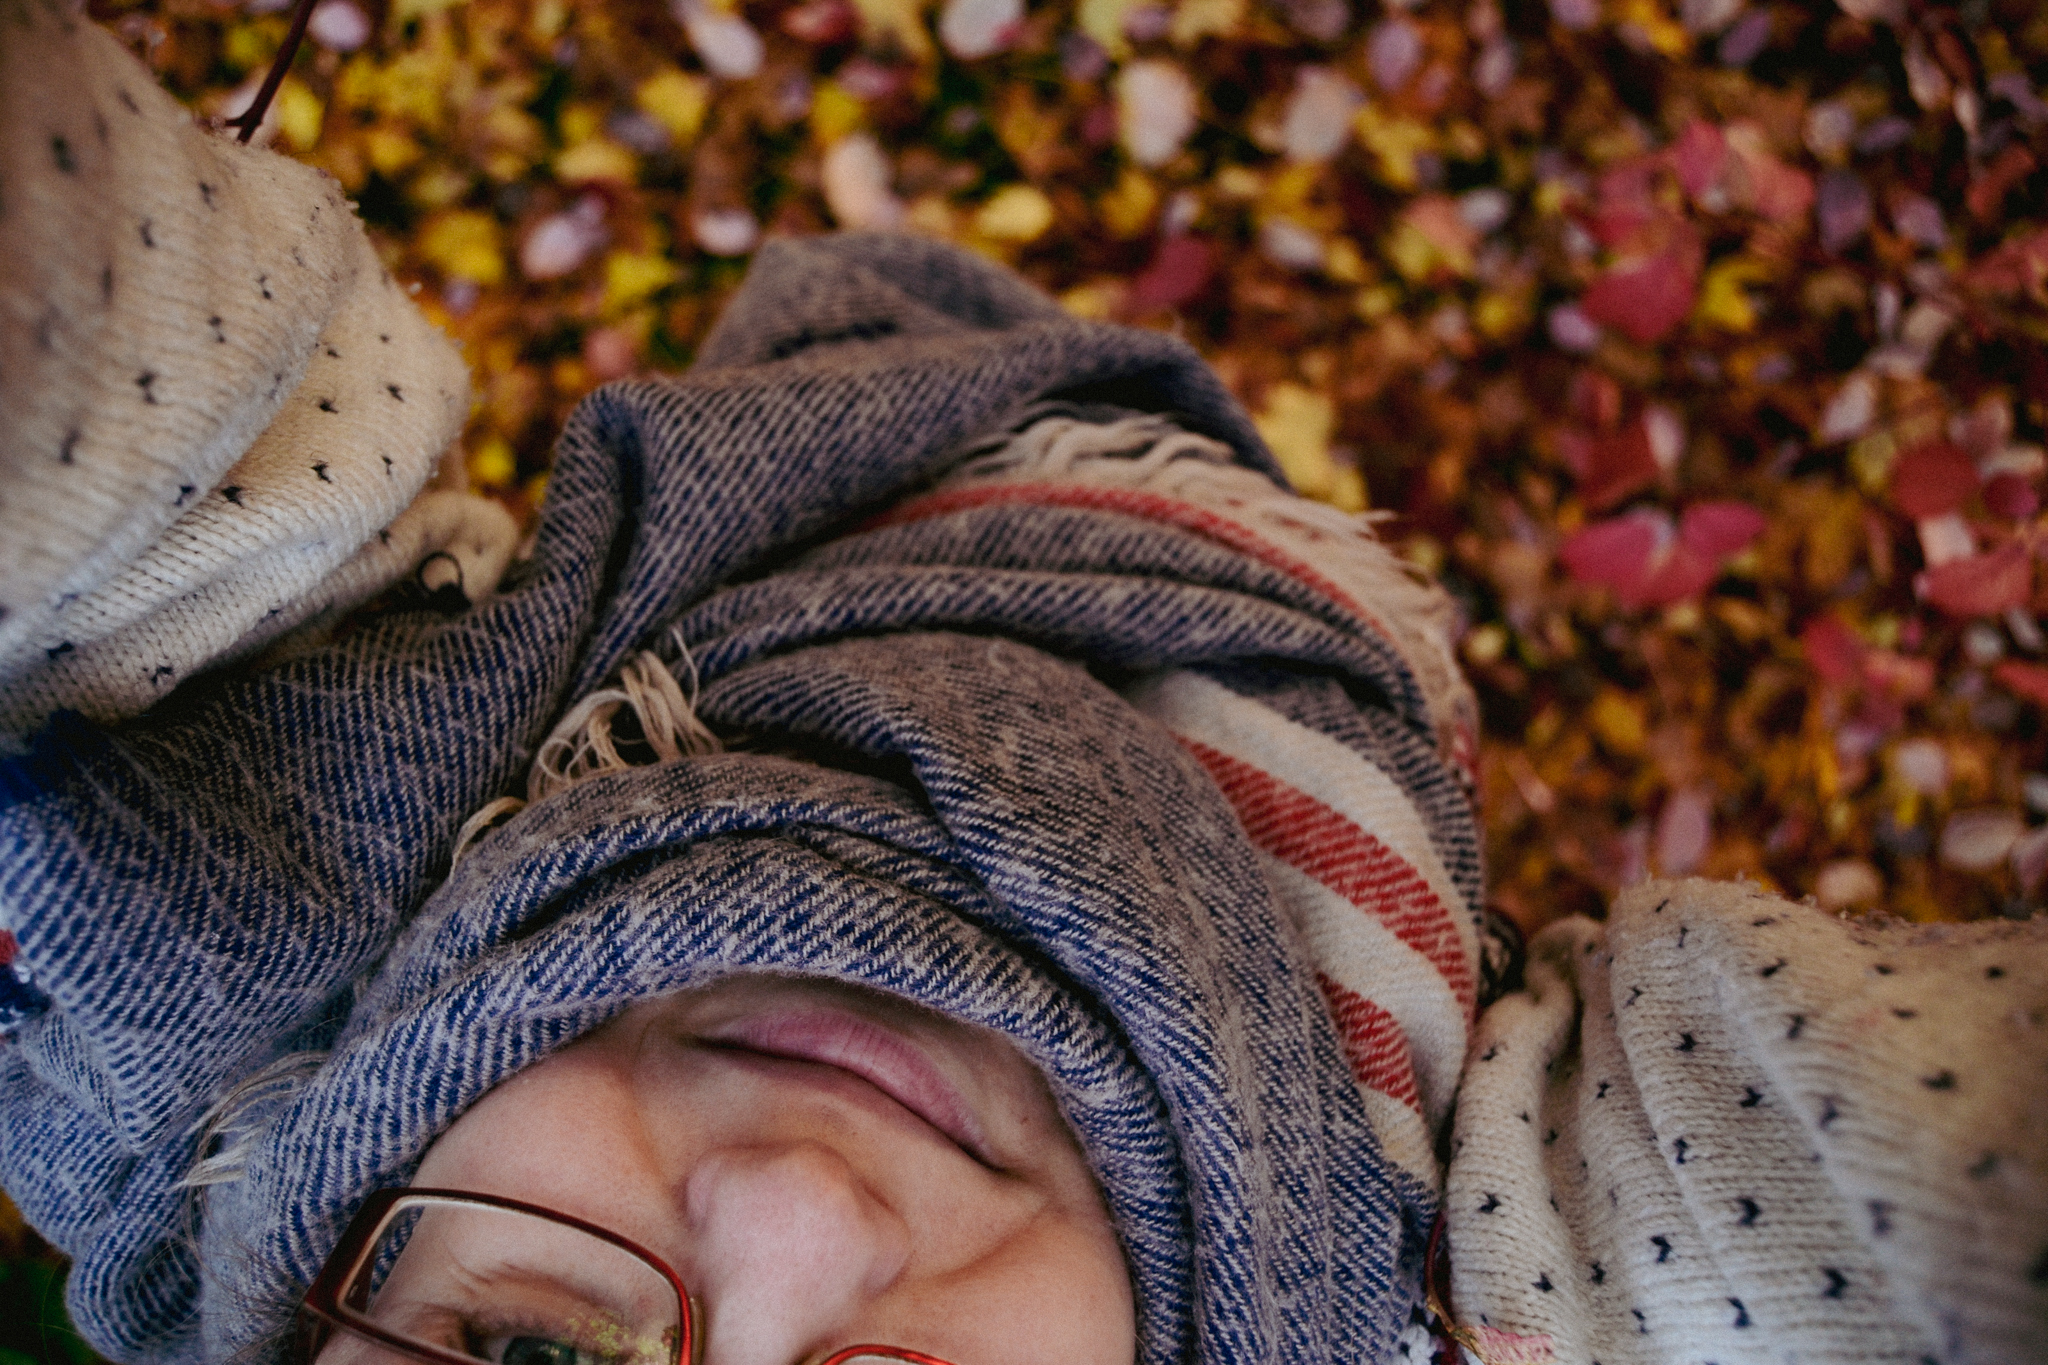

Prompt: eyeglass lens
[{"left": 317, "top": 1198, "right": 683, "bottom": 1365}]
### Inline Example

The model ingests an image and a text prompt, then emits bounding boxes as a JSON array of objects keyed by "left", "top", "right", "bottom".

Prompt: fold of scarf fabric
[{"left": 0, "top": 234, "right": 1480, "bottom": 1365}]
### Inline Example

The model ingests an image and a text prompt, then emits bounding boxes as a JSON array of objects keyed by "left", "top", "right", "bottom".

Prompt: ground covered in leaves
[
  {"left": 7, "top": 0, "right": 2048, "bottom": 1352},
  {"left": 90, "top": 0, "right": 2048, "bottom": 936},
  {"left": 94, "top": 0, "right": 2048, "bottom": 930}
]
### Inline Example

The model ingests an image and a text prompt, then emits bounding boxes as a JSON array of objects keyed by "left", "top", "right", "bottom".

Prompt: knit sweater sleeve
[
  {"left": 0, "top": 0, "right": 518, "bottom": 748},
  {"left": 1441, "top": 878, "right": 2048, "bottom": 1365}
]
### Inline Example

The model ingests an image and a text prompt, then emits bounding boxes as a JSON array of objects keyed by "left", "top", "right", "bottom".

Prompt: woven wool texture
[
  {"left": 0, "top": 0, "right": 511, "bottom": 744},
  {"left": 0, "top": 234, "right": 1482, "bottom": 1365},
  {"left": 1445, "top": 878, "right": 2048, "bottom": 1365}
]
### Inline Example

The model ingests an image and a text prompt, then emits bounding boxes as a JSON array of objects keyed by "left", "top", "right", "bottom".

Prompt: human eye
[
  {"left": 333, "top": 1200, "right": 680, "bottom": 1365},
  {"left": 467, "top": 1313, "right": 672, "bottom": 1365}
]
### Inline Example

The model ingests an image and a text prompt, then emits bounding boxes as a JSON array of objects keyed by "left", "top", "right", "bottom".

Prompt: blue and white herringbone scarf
[{"left": 0, "top": 236, "right": 1481, "bottom": 1365}]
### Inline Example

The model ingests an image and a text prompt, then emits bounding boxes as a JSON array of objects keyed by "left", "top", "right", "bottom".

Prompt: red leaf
[
  {"left": 1966, "top": 227, "right": 2048, "bottom": 298},
  {"left": 1968, "top": 145, "right": 2038, "bottom": 222},
  {"left": 1125, "top": 236, "right": 1214, "bottom": 315},
  {"left": 1993, "top": 660, "right": 2048, "bottom": 707},
  {"left": 1889, "top": 440, "right": 1979, "bottom": 520},
  {"left": 1560, "top": 421, "right": 1661, "bottom": 511},
  {"left": 1920, "top": 543, "right": 2033, "bottom": 616},
  {"left": 1800, "top": 614, "right": 1866, "bottom": 686},
  {"left": 1580, "top": 246, "right": 1699, "bottom": 345},
  {"left": 1984, "top": 473, "right": 2040, "bottom": 521},
  {"left": 1678, "top": 500, "right": 1767, "bottom": 558}
]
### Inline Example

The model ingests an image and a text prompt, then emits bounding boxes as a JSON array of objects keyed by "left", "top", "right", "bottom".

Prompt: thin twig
[{"left": 225, "top": 0, "right": 320, "bottom": 144}]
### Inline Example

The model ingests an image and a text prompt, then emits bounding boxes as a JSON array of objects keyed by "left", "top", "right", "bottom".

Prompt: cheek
[{"left": 928, "top": 1212, "right": 1135, "bottom": 1365}]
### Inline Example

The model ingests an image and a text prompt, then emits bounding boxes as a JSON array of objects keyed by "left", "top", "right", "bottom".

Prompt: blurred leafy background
[{"left": 7, "top": 0, "right": 2048, "bottom": 1355}]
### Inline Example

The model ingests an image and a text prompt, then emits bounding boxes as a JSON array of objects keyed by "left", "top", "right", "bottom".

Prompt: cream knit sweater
[
  {"left": 1446, "top": 879, "right": 2048, "bottom": 1365},
  {"left": 0, "top": 0, "right": 515, "bottom": 747}
]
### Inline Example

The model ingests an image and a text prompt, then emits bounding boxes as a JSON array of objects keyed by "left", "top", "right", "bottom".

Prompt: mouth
[{"left": 696, "top": 1006, "right": 993, "bottom": 1163}]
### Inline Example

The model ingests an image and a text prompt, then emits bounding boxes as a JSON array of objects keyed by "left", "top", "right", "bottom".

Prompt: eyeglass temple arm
[{"left": 225, "top": 0, "right": 320, "bottom": 144}]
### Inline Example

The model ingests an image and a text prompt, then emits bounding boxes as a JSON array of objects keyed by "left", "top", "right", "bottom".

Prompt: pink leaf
[
  {"left": 1635, "top": 545, "right": 1719, "bottom": 606},
  {"left": 1920, "top": 543, "right": 2033, "bottom": 617},
  {"left": 1666, "top": 120, "right": 1727, "bottom": 201},
  {"left": 1559, "top": 509, "right": 1667, "bottom": 591},
  {"left": 1800, "top": 614, "right": 1866, "bottom": 686},
  {"left": 1864, "top": 649, "right": 1935, "bottom": 701},
  {"left": 1580, "top": 246, "right": 1700, "bottom": 345},
  {"left": 1889, "top": 439, "right": 1978, "bottom": 520},
  {"left": 1655, "top": 786, "right": 1713, "bottom": 876},
  {"left": 1678, "top": 500, "right": 1767, "bottom": 558}
]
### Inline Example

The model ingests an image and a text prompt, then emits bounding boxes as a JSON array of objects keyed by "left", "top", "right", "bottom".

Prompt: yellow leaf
[
  {"left": 411, "top": 163, "right": 473, "bottom": 210},
  {"left": 1354, "top": 284, "right": 1400, "bottom": 320},
  {"left": 1170, "top": 0, "right": 1244, "bottom": 45},
  {"left": 555, "top": 138, "right": 638, "bottom": 185},
  {"left": 809, "top": 79, "right": 865, "bottom": 145},
  {"left": 530, "top": 0, "right": 569, "bottom": 40},
  {"left": 420, "top": 210, "right": 505, "bottom": 287},
  {"left": 1849, "top": 430, "right": 1898, "bottom": 495},
  {"left": 276, "top": 77, "right": 324, "bottom": 153},
  {"left": 484, "top": 103, "right": 545, "bottom": 158},
  {"left": 1475, "top": 288, "right": 1530, "bottom": 340},
  {"left": 1214, "top": 165, "right": 1263, "bottom": 199},
  {"left": 333, "top": 55, "right": 380, "bottom": 113},
  {"left": 224, "top": 22, "right": 275, "bottom": 75},
  {"left": 1696, "top": 256, "right": 1773, "bottom": 332},
  {"left": 975, "top": 185, "right": 1056, "bottom": 242},
  {"left": 603, "top": 250, "right": 681, "bottom": 315},
  {"left": 1589, "top": 688, "right": 1648, "bottom": 757},
  {"left": 1256, "top": 383, "right": 1363, "bottom": 511},
  {"left": 1098, "top": 168, "right": 1159, "bottom": 238},
  {"left": 365, "top": 125, "right": 423, "bottom": 179},
  {"left": 469, "top": 434, "right": 518, "bottom": 490},
  {"left": 392, "top": 0, "right": 463, "bottom": 21},
  {"left": 634, "top": 70, "right": 710, "bottom": 148},
  {"left": 559, "top": 103, "right": 606, "bottom": 147},
  {"left": 1352, "top": 103, "right": 1437, "bottom": 191},
  {"left": 1078, "top": 0, "right": 1137, "bottom": 57},
  {"left": 1382, "top": 219, "right": 1440, "bottom": 283},
  {"left": 1614, "top": 0, "right": 1691, "bottom": 57},
  {"left": 1058, "top": 281, "right": 1123, "bottom": 320},
  {"left": 849, "top": 0, "right": 933, "bottom": 59},
  {"left": 1324, "top": 236, "right": 1369, "bottom": 284}
]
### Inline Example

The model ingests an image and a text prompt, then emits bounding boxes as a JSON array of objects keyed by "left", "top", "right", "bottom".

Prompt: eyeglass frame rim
[{"left": 293, "top": 1186, "right": 958, "bottom": 1365}]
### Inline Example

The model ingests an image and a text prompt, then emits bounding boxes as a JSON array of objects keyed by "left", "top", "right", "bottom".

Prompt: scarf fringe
[
  {"left": 943, "top": 413, "right": 1476, "bottom": 763},
  {"left": 451, "top": 634, "right": 722, "bottom": 866}
]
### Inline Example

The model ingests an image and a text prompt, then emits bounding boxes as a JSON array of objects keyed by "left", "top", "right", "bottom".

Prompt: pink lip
[{"left": 698, "top": 1008, "right": 992, "bottom": 1161}]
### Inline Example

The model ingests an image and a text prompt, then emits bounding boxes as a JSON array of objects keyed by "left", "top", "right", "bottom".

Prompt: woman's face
[{"left": 407, "top": 975, "right": 1135, "bottom": 1365}]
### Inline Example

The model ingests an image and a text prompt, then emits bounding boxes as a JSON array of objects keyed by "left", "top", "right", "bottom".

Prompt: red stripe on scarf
[
  {"left": 1182, "top": 739, "right": 1476, "bottom": 1020},
  {"left": 1317, "top": 972, "right": 1423, "bottom": 1110}
]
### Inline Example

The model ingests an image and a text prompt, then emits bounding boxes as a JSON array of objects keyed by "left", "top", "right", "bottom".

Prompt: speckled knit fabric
[
  {"left": 0, "top": 0, "right": 514, "bottom": 745},
  {"left": 1444, "top": 878, "right": 2048, "bottom": 1365}
]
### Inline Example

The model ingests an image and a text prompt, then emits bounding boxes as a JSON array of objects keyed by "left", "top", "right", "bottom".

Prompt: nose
[{"left": 681, "top": 1143, "right": 914, "bottom": 1365}]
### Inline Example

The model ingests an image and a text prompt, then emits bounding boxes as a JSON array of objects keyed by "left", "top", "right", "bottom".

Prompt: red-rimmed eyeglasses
[{"left": 294, "top": 1188, "right": 959, "bottom": 1365}]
